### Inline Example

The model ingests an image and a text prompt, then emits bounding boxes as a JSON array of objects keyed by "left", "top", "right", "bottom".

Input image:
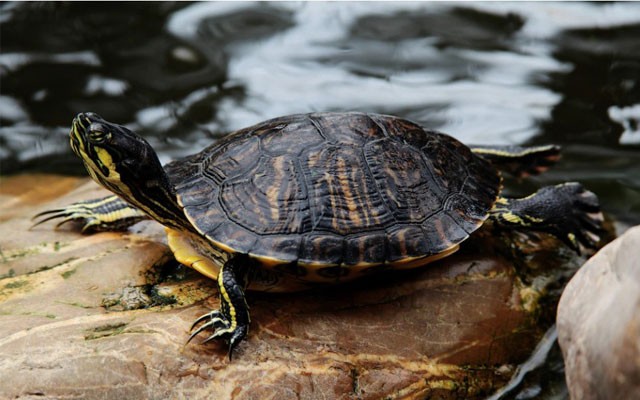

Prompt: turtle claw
[
  {"left": 31, "top": 208, "right": 80, "bottom": 230},
  {"left": 32, "top": 202, "right": 108, "bottom": 232},
  {"left": 31, "top": 196, "right": 147, "bottom": 233},
  {"left": 201, "top": 325, "right": 231, "bottom": 344},
  {"left": 189, "top": 310, "right": 223, "bottom": 331},
  {"left": 187, "top": 312, "right": 228, "bottom": 345},
  {"left": 187, "top": 319, "right": 225, "bottom": 345},
  {"left": 187, "top": 308, "right": 248, "bottom": 360}
]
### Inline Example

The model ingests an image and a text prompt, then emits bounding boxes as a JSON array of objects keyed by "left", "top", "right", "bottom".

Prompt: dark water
[{"left": 1, "top": 2, "right": 639, "bottom": 398}]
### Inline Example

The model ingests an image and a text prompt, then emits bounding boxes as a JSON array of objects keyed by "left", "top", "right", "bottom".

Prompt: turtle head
[
  {"left": 70, "top": 112, "right": 163, "bottom": 193},
  {"left": 70, "top": 112, "right": 184, "bottom": 228}
]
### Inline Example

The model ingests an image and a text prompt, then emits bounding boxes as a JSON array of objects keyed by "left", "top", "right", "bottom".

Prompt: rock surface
[
  {"left": 557, "top": 225, "right": 640, "bottom": 400},
  {"left": 1, "top": 174, "right": 581, "bottom": 399}
]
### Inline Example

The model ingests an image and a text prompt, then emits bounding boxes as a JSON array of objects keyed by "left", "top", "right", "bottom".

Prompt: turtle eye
[{"left": 88, "top": 123, "right": 112, "bottom": 143}]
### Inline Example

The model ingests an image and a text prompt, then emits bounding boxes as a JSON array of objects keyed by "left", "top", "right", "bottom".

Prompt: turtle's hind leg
[
  {"left": 188, "top": 254, "right": 252, "bottom": 359},
  {"left": 32, "top": 195, "right": 148, "bottom": 232},
  {"left": 490, "top": 182, "right": 604, "bottom": 253},
  {"left": 471, "top": 144, "right": 561, "bottom": 178}
]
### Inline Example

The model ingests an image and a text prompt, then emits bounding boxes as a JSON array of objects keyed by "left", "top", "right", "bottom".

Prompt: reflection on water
[{"left": 2, "top": 1, "right": 640, "bottom": 398}]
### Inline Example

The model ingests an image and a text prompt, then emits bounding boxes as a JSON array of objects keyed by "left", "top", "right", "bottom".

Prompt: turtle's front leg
[
  {"left": 188, "top": 255, "right": 252, "bottom": 359},
  {"left": 32, "top": 195, "right": 148, "bottom": 232}
]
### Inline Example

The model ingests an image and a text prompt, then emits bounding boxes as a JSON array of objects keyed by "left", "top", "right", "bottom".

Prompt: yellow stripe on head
[{"left": 95, "top": 147, "right": 117, "bottom": 177}]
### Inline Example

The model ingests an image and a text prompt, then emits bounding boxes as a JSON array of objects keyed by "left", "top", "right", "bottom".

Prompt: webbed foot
[
  {"left": 536, "top": 183, "right": 604, "bottom": 252},
  {"left": 492, "top": 182, "right": 604, "bottom": 254}
]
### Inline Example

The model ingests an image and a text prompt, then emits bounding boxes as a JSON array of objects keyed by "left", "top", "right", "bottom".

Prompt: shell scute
[
  {"left": 386, "top": 225, "right": 431, "bottom": 262},
  {"left": 364, "top": 139, "right": 443, "bottom": 223},
  {"left": 182, "top": 200, "right": 227, "bottom": 234},
  {"left": 371, "top": 115, "right": 426, "bottom": 144},
  {"left": 220, "top": 155, "right": 311, "bottom": 235},
  {"left": 344, "top": 232, "right": 386, "bottom": 265},
  {"left": 206, "top": 136, "right": 261, "bottom": 181},
  {"left": 250, "top": 234, "right": 302, "bottom": 264},
  {"left": 310, "top": 112, "right": 387, "bottom": 145},
  {"left": 259, "top": 118, "right": 325, "bottom": 156},
  {"left": 176, "top": 177, "right": 217, "bottom": 208},
  {"left": 298, "top": 234, "right": 344, "bottom": 266},
  {"left": 206, "top": 222, "right": 258, "bottom": 255},
  {"left": 421, "top": 214, "right": 469, "bottom": 255},
  {"left": 302, "top": 145, "right": 393, "bottom": 235}
]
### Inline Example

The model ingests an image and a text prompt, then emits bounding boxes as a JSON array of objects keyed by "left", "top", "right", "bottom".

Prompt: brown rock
[
  {"left": 1, "top": 174, "right": 578, "bottom": 399},
  {"left": 557, "top": 225, "right": 640, "bottom": 400}
]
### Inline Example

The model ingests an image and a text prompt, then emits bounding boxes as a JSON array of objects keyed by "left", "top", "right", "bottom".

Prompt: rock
[
  {"left": 557, "top": 225, "right": 640, "bottom": 400},
  {"left": 1, "top": 174, "right": 583, "bottom": 399}
]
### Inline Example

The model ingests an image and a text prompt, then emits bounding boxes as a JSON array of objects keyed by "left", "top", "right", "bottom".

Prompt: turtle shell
[{"left": 165, "top": 112, "right": 500, "bottom": 272}]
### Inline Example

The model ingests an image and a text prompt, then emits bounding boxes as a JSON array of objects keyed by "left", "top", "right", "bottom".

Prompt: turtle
[{"left": 33, "top": 111, "right": 603, "bottom": 358}]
